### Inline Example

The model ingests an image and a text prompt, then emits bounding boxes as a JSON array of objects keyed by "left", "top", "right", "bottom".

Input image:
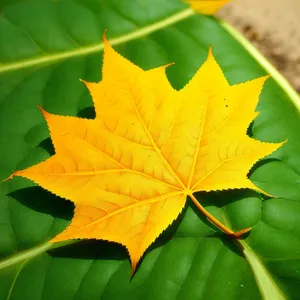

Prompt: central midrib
[{"left": 0, "top": 8, "right": 195, "bottom": 74}]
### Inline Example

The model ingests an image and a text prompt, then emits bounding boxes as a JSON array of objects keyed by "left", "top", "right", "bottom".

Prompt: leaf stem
[{"left": 189, "top": 193, "right": 251, "bottom": 238}]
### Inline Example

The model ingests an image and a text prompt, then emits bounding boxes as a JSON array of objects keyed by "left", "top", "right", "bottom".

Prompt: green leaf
[{"left": 1, "top": 0, "right": 299, "bottom": 299}]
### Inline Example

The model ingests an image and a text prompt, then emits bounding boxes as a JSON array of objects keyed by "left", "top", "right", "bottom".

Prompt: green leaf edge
[
  {"left": 1, "top": 6, "right": 298, "bottom": 300},
  {"left": 241, "top": 242, "right": 286, "bottom": 300}
]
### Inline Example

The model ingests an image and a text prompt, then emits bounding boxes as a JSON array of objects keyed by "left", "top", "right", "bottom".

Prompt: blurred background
[{"left": 218, "top": 0, "right": 300, "bottom": 93}]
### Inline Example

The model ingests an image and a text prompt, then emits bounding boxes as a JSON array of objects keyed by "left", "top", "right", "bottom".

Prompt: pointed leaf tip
[
  {"left": 130, "top": 264, "right": 137, "bottom": 278},
  {"left": 258, "top": 74, "right": 271, "bottom": 83},
  {"left": 37, "top": 105, "right": 50, "bottom": 119},
  {"left": 2, "top": 173, "right": 14, "bottom": 182},
  {"left": 207, "top": 45, "right": 214, "bottom": 57},
  {"left": 102, "top": 30, "right": 115, "bottom": 57},
  {"left": 103, "top": 30, "right": 109, "bottom": 46},
  {"left": 79, "top": 78, "right": 93, "bottom": 88},
  {"left": 162, "top": 62, "right": 175, "bottom": 69}
]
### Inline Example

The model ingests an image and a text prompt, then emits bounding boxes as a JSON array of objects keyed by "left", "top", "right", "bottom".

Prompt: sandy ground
[{"left": 218, "top": 0, "right": 300, "bottom": 93}]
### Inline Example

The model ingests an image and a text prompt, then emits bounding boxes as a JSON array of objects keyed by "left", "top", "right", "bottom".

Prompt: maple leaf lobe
[{"left": 9, "top": 37, "right": 283, "bottom": 273}]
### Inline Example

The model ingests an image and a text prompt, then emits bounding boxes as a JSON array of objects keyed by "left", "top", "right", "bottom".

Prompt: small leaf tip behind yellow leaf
[{"left": 186, "top": 0, "right": 231, "bottom": 15}]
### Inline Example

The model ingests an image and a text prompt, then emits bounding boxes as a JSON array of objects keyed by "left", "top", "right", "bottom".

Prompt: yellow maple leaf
[
  {"left": 187, "top": 0, "right": 231, "bottom": 14},
  {"left": 8, "top": 36, "right": 283, "bottom": 273}
]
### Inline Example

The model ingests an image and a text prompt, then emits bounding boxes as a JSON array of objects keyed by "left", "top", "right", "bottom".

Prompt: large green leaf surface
[{"left": 1, "top": 0, "right": 300, "bottom": 299}]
